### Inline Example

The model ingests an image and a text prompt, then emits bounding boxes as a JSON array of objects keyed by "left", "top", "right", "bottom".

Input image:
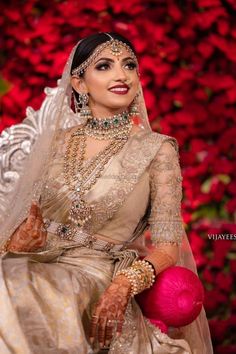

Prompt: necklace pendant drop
[
  {"left": 64, "top": 111, "right": 132, "bottom": 230},
  {"left": 69, "top": 198, "right": 93, "bottom": 227}
]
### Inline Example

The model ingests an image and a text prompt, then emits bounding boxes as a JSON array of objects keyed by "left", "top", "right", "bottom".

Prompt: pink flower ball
[{"left": 136, "top": 266, "right": 204, "bottom": 328}]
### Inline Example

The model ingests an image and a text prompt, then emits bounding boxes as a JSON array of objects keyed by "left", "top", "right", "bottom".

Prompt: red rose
[
  {"left": 209, "top": 239, "right": 232, "bottom": 268},
  {"left": 205, "top": 290, "right": 228, "bottom": 313},
  {"left": 202, "top": 268, "right": 214, "bottom": 284},
  {"left": 209, "top": 318, "right": 229, "bottom": 342},
  {"left": 215, "top": 272, "right": 233, "bottom": 293}
]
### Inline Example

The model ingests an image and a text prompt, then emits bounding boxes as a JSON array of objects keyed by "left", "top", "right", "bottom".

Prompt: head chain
[{"left": 71, "top": 38, "right": 139, "bottom": 77}]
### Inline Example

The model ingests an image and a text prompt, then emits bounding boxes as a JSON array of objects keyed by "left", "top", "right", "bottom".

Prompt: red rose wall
[{"left": 0, "top": 0, "right": 236, "bottom": 352}]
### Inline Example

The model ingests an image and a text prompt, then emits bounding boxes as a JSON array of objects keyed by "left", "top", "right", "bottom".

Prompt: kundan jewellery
[
  {"left": 84, "top": 110, "right": 133, "bottom": 140},
  {"left": 106, "top": 33, "right": 124, "bottom": 58},
  {"left": 129, "top": 92, "right": 140, "bottom": 117},
  {"left": 74, "top": 92, "right": 92, "bottom": 122},
  {"left": 66, "top": 31, "right": 136, "bottom": 228},
  {"left": 63, "top": 116, "right": 133, "bottom": 227},
  {"left": 71, "top": 33, "right": 139, "bottom": 77}
]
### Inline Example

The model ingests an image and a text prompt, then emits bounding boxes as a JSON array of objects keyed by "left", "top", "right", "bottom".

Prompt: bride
[{"left": 0, "top": 32, "right": 213, "bottom": 353}]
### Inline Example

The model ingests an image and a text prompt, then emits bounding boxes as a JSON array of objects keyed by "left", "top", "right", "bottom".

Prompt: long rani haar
[
  {"left": 63, "top": 112, "right": 133, "bottom": 227},
  {"left": 65, "top": 34, "right": 136, "bottom": 227}
]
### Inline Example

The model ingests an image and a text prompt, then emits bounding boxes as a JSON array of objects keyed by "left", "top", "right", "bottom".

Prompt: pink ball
[{"left": 136, "top": 266, "right": 204, "bottom": 328}]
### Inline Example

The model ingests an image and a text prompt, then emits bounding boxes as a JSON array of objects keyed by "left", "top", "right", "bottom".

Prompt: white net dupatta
[
  {"left": 0, "top": 42, "right": 81, "bottom": 242},
  {"left": 134, "top": 80, "right": 213, "bottom": 353},
  {"left": 0, "top": 40, "right": 213, "bottom": 354},
  {"left": 0, "top": 53, "right": 150, "bottom": 245}
]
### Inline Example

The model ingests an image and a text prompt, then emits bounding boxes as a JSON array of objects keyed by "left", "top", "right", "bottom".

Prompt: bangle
[
  {"left": 143, "top": 259, "right": 156, "bottom": 276},
  {"left": 116, "top": 259, "right": 156, "bottom": 297}
]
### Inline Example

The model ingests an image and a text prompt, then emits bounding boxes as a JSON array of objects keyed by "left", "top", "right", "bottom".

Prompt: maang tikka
[{"left": 71, "top": 34, "right": 139, "bottom": 77}]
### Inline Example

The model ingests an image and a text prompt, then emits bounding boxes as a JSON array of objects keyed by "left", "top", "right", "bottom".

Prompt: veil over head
[
  {"left": 0, "top": 32, "right": 213, "bottom": 354},
  {"left": 0, "top": 33, "right": 151, "bottom": 243}
]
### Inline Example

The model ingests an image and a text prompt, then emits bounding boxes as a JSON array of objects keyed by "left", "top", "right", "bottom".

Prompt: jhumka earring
[
  {"left": 129, "top": 92, "right": 140, "bottom": 116},
  {"left": 73, "top": 91, "right": 92, "bottom": 124}
]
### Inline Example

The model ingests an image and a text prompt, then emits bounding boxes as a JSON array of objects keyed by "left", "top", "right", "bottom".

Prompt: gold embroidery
[
  {"left": 41, "top": 130, "right": 184, "bottom": 250},
  {"left": 147, "top": 139, "right": 184, "bottom": 245},
  {"left": 109, "top": 300, "right": 179, "bottom": 353},
  {"left": 109, "top": 302, "right": 137, "bottom": 353},
  {"left": 86, "top": 132, "right": 171, "bottom": 234}
]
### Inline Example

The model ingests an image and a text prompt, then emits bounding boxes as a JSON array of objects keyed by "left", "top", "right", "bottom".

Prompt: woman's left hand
[{"left": 89, "top": 275, "right": 131, "bottom": 348}]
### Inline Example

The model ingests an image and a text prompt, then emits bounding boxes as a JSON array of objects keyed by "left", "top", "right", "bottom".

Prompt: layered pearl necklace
[{"left": 63, "top": 110, "right": 133, "bottom": 227}]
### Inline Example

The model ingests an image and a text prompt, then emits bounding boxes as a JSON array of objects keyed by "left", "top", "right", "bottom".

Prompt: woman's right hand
[
  {"left": 7, "top": 202, "right": 47, "bottom": 252},
  {"left": 89, "top": 275, "right": 131, "bottom": 348}
]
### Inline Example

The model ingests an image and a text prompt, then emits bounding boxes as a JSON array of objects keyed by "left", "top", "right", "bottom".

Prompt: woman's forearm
[{"left": 144, "top": 243, "right": 179, "bottom": 275}]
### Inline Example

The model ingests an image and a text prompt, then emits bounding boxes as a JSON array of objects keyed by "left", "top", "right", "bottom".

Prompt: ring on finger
[
  {"left": 106, "top": 320, "right": 117, "bottom": 339},
  {"left": 102, "top": 345, "right": 110, "bottom": 349},
  {"left": 40, "top": 223, "right": 47, "bottom": 232}
]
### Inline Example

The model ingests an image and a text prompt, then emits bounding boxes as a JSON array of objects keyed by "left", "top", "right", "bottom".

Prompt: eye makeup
[{"left": 95, "top": 60, "right": 137, "bottom": 71}]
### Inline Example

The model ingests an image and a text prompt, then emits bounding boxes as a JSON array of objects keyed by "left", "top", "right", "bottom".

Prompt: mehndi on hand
[
  {"left": 89, "top": 274, "right": 131, "bottom": 349},
  {"left": 1, "top": 202, "right": 47, "bottom": 253}
]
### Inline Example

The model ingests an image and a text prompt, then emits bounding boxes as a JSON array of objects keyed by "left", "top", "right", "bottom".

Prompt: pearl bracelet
[{"left": 116, "top": 259, "right": 156, "bottom": 297}]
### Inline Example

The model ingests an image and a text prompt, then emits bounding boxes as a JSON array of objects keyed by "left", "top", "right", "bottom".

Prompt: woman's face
[{"left": 71, "top": 46, "right": 140, "bottom": 117}]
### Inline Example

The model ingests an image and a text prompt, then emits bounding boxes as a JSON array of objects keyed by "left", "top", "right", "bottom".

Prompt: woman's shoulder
[
  {"left": 148, "top": 129, "right": 177, "bottom": 140},
  {"left": 137, "top": 128, "right": 179, "bottom": 150},
  {"left": 149, "top": 131, "right": 180, "bottom": 160}
]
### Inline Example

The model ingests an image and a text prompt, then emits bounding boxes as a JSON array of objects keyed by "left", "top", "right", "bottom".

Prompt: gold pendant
[{"left": 69, "top": 198, "right": 93, "bottom": 227}]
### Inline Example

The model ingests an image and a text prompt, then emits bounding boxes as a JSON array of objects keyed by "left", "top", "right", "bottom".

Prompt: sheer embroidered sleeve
[{"left": 147, "top": 137, "right": 185, "bottom": 246}]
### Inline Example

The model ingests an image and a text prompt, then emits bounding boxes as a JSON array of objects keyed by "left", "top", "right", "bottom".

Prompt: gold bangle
[
  {"left": 116, "top": 259, "right": 156, "bottom": 296},
  {"left": 131, "top": 260, "right": 156, "bottom": 289}
]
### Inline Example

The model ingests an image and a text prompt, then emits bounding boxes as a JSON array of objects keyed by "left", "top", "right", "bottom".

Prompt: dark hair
[{"left": 70, "top": 32, "right": 137, "bottom": 76}]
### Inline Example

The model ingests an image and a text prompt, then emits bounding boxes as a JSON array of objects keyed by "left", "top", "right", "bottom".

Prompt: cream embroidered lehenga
[{"left": 0, "top": 40, "right": 213, "bottom": 354}]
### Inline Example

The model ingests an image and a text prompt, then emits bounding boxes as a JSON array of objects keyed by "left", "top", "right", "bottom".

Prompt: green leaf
[
  {"left": 227, "top": 253, "right": 236, "bottom": 260},
  {"left": 180, "top": 60, "right": 188, "bottom": 69},
  {"left": 201, "top": 174, "right": 231, "bottom": 194},
  {"left": 173, "top": 100, "right": 183, "bottom": 108},
  {"left": 218, "top": 174, "right": 231, "bottom": 184},
  {"left": 204, "top": 87, "right": 213, "bottom": 99},
  {"left": 0, "top": 76, "right": 11, "bottom": 96},
  {"left": 191, "top": 205, "right": 218, "bottom": 220},
  {"left": 219, "top": 205, "right": 230, "bottom": 219},
  {"left": 201, "top": 178, "right": 212, "bottom": 193},
  {"left": 198, "top": 7, "right": 205, "bottom": 13}
]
